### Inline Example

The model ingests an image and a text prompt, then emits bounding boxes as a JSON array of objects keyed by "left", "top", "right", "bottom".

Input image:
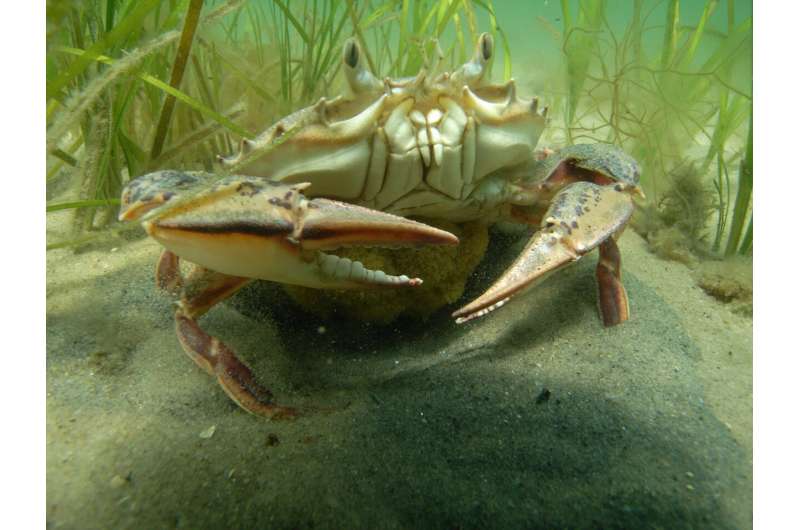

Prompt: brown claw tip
[{"left": 117, "top": 202, "right": 153, "bottom": 222}]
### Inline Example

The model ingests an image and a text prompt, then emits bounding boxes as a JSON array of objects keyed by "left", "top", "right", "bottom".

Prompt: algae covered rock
[{"left": 283, "top": 220, "right": 489, "bottom": 323}]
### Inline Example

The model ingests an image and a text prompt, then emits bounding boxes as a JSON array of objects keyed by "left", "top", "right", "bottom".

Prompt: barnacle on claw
[{"left": 120, "top": 172, "right": 458, "bottom": 290}]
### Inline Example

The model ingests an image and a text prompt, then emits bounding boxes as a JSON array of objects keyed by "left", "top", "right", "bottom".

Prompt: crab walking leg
[
  {"left": 172, "top": 269, "right": 299, "bottom": 418},
  {"left": 596, "top": 238, "right": 629, "bottom": 326},
  {"left": 453, "top": 181, "right": 636, "bottom": 324},
  {"left": 155, "top": 250, "right": 182, "bottom": 295},
  {"left": 179, "top": 267, "right": 253, "bottom": 319},
  {"left": 175, "top": 311, "right": 298, "bottom": 419},
  {"left": 175, "top": 312, "right": 298, "bottom": 419},
  {"left": 152, "top": 243, "right": 285, "bottom": 416}
]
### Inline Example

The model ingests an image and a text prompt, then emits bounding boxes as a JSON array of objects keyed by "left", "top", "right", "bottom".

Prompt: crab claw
[
  {"left": 120, "top": 172, "right": 458, "bottom": 290},
  {"left": 453, "top": 181, "right": 635, "bottom": 324}
]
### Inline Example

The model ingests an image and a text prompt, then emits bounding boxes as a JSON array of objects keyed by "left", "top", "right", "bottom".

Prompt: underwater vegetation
[
  {"left": 631, "top": 161, "right": 718, "bottom": 264},
  {"left": 548, "top": 0, "right": 752, "bottom": 259},
  {"left": 46, "top": 0, "right": 752, "bottom": 263}
]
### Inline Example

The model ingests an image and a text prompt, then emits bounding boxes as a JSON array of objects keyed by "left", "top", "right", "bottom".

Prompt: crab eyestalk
[
  {"left": 450, "top": 32, "right": 493, "bottom": 88},
  {"left": 342, "top": 37, "right": 383, "bottom": 95},
  {"left": 120, "top": 171, "right": 458, "bottom": 290}
]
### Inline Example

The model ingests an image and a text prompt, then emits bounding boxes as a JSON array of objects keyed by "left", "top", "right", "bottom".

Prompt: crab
[{"left": 119, "top": 33, "right": 643, "bottom": 418}]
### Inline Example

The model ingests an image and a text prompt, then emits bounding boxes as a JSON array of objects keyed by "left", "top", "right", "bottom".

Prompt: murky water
[{"left": 47, "top": 1, "right": 752, "bottom": 528}]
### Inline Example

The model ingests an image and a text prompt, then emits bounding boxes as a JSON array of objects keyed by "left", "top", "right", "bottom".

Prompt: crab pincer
[
  {"left": 120, "top": 170, "right": 458, "bottom": 417},
  {"left": 453, "top": 145, "right": 643, "bottom": 326},
  {"left": 120, "top": 171, "right": 458, "bottom": 289}
]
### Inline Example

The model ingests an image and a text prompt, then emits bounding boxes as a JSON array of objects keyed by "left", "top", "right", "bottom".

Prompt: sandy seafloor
[{"left": 46, "top": 216, "right": 752, "bottom": 529}]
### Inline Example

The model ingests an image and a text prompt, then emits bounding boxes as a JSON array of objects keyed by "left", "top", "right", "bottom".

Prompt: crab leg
[
  {"left": 596, "top": 238, "right": 629, "bottom": 326},
  {"left": 453, "top": 181, "right": 635, "bottom": 325},
  {"left": 172, "top": 269, "right": 298, "bottom": 419},
  {"left": 155, "top": 250, "right": 182, "bottom": 295},
  {"left": 154, "top": 254, "right": 287, "bottom": 418},
  {"left": 174, "top": 309, "right": 297, "bottom": 418}
]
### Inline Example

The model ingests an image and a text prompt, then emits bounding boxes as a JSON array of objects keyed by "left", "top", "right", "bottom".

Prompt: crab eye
[
  {"left": 480, "top": 33, "right": 493, "bottom": 62},
  {"left": 344, "top": 39, "right": 359, "bottom": 68}
]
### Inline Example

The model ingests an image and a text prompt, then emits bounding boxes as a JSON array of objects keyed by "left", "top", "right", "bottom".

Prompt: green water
[{"left": 46, "top": 1, "right": 753, "bottom": 528}]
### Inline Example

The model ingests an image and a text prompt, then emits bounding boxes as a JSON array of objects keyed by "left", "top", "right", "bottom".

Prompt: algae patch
[
  {"left": 87, "top": 349, "right": 129, "bottom": 375},
  {"left": 632, "top": 163, "right": 717, "bottom": 265},
  {"left": 630, "top": 164, "right": 752, "bottom": 318}
]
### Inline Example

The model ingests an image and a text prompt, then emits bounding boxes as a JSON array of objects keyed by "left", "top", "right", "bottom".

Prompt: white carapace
[{"left": 218, "top": 33, "right": 548, "bottom": 221}]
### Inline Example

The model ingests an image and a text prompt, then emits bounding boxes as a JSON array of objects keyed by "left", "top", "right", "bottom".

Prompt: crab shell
[
  {"left": 117, "top": 33, "right": 644, "bottom": 418},
  {"left": 218, "top": 33, "right": 548, "bottom": 222}
]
